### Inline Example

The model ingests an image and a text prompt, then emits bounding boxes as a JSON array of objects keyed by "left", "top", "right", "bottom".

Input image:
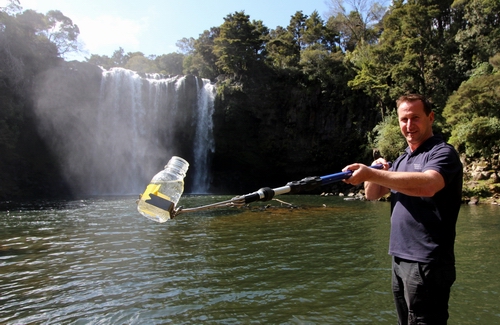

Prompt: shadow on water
[{"left": 0, "top": 195, "right": 498, "bottom": 324}]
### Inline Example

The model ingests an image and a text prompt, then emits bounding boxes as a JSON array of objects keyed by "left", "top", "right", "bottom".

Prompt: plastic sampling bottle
[{"left": 137, "top": 156, "right": 189, "bottom": 223}]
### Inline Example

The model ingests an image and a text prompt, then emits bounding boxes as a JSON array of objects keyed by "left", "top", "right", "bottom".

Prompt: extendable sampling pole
[
  {"left": 235, "top": 163, "right": 390, "bottom": 205},
  {"left": 173, "top": 163, "right": 390, "bottom": 217}
]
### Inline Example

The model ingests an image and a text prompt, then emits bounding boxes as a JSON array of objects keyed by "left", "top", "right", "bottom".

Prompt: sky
[{"left": 6, "top": 0, "right": 333, "bottom": 60}]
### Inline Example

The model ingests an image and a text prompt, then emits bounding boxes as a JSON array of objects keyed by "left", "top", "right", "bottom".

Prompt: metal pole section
[{"left": 173, "top": 163, "right": 391, "bottom": 217}]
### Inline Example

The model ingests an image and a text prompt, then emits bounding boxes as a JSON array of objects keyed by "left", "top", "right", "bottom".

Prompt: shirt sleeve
[{"left": 422, "top": 143, "right": 462, "bottom": 186}]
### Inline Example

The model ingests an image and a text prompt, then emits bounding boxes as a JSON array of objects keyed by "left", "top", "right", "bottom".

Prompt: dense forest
[{"left": 0, "top": 0, "right": 499, "bottom": 201}]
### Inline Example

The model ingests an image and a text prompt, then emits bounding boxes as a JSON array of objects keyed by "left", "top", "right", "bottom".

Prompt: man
[{"left": 342, "top": 94, "right": 463, "bottom": 324}]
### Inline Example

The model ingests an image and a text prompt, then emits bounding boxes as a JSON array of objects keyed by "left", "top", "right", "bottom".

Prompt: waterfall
[
  {"left": 95, "top": 68, "right": 216, "bottom": 195},
  {"left": 34, "top": 65, "right": 216, "bottom": 196},
  {"left": 192, "top": 80, "right": 216, "bottom": 193}
]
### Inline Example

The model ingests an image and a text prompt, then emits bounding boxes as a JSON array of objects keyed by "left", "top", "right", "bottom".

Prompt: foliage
[
  {"left": 347, "top": 0, "right": 465, "bottom": 116},
  {"left": 124, "top": 52, "right": 157, "bottom": 73},
  {"left": 462, "top": 183, "right": 491, "bottom": 198},
  {"left": 176, "top": 37, "right": 195, "bottom": 55},
  {"left": 87, "top": 49, "right": 165, "bottom": 74},
  {"left": 453, "top": 116, "right": 500, "bottom": 158},
  {"left": 353, "top": 0, "right": 489, "bottom": 159},
  {"left": 443, "top": 60, "right": 500, "bottom": 160},
  {"left": 265, "top": 25, "right": 301, "bottom": 69},
  {"left": 453, "top": 0, "right": 500, "bottom": 75},
  {"left": 43, "top": 10, "right": 81, "bottom": 57},
  {"left": 86, "top": 48, "right": 124, "bottom": 69},
  {"left": 326, "top": 0, "right": 387, "bottom": 51},
  {"left": 184, "top": 27, "right": 220, "bottom": 79},
  {"left": 370, "top": 112, "right": 407, "bottom": 161},
  {"left": 345, "top": 40, "right": 391, "bottom": 116},
  {"left": 213, "top": 11, "right": 268, "bottom": 78},
  {"left": 154, "top": 53, "right": 184, "bottom": 75}
]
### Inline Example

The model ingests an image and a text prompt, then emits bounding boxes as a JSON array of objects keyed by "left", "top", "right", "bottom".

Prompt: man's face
[{"left": 397, "top": 100, "right": 434, "bottom": 151}]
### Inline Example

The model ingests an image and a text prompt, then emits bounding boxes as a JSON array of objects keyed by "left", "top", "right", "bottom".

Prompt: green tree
[
  {"left": 345, "top": 40, "right": 392, "bottom": 117},
  {"left": 0, "top": 0, "right": 21, "bottom": 15},
  {"left": 124, "top": 52, "right": 157, "bottom": 73},
  {"left": 443, "top": 57, "right": 500, "bottom": 159},
  {"left": 326, "top": 0, "right": 387, "bottom": 51},
  {"left": 266, "top": 11, "right": 341, "bottom": 71},
  {"left": 302, "top": 11, "right": 326, "bottom": 47},
  {"left": 86, "top": 53, "right": 113, "bottom": 68},
  {"left": 370, "top": 112, "right": 407, "bottom": 161},
  {"left": 43, "top": 10, "right": 81, "bottom": 57},
  {"left": 298, "top": 11, "right": 346, "bottom": 86},
  {"left": 176, "top": 37, "right": 195, "bottom": 55},
  {"left": 453, "top": 0, "right": 500, "bottom": 75},
  {"left": 7, "top": 8, "right": 81, "bottom": 59},
  {"left": 287, "top": 11, "right": 308, "bottom": 50},
  {"left": 110, "top": 47, "right": 128, "bottom": 66},
  {"left": 86, "top": 48, "right": 133, "bottom": 70},
  {"left": 1, "top": 7, "right": 64, "bottom": 89},
  {"left": 346, "top": 0, "right": 471, "bottom": 156},
  {"left": 214, "top": 11, "right": 269, "bottom": 77},
  {"left": 184, "top": 27, "right": 220, "bottom": 79},
  {"left": 348, "top": 0, "right": 464, "bottom": 116},
  {"left": 265, "top": 25, "right": 300, "bottom": 69},
  {"left": 300, "top": 45, "right": 345, "bottom": 86},
  {"left": 156, "top": 52, "right": 184, "bottom": 75}
]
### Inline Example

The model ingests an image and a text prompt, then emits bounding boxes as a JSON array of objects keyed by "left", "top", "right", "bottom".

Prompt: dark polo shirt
[{"left": 389, "top": 135, "right": 463, "bottom": 264}]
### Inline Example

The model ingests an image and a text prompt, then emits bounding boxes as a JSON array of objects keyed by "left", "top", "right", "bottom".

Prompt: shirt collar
[{"left": 405, "top": 135, "right": 442, "bottom": 156}]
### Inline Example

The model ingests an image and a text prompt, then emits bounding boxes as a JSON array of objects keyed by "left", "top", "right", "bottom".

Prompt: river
[{"left": 0, "top": 195, "right": 498, "bottom": 324}]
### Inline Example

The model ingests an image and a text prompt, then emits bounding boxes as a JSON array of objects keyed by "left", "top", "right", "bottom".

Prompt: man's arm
[
  {"left": 364, "top": 179, "right": 391, "bottom": 201},
  {"left": 343, "top": 162, "right": 445, "bottom": 200}
]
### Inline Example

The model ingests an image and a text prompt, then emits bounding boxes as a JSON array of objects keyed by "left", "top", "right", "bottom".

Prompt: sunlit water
[{"left": 0, "top": 196, "right": 498, "bottom": 324}]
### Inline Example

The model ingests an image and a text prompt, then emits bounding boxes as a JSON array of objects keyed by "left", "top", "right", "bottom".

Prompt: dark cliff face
[
  {"left": 0, "top": 60, "right": 103, "bottom": 200},
  {"left": 209, "top": 77, "right": 378, "bottom": 194},
  {"left": 31, "top": 61, "right": 104, "bottom": 198}
]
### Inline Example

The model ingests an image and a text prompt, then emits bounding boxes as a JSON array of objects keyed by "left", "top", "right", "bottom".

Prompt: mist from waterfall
[{"left": 34, "top": 66, "right": 216, "bottom": 196}]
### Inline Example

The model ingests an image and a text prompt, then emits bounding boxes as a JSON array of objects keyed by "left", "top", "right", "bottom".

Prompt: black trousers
[{"left": 392, "top": 257, "right": 456, "bottom": 325}]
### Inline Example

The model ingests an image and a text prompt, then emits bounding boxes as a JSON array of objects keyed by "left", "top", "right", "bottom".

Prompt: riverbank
[
  {"left": 322, "top": 189, "right": 499, "bottom": 206},
  {"left": 323, "top": 156, "right": 500, "bottom": 206},
  {"left": 462, "top": 156, "right": 500, "bottom": 205}
]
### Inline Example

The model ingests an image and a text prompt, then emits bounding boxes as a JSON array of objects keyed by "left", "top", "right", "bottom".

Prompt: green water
[{"left": 0, "top": 196, "right": 498, "bottom": 324}]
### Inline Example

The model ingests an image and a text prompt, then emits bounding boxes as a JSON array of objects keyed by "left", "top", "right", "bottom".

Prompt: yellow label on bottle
[{"left": 142, "top": 183, "right": 171, "bottom": 201}]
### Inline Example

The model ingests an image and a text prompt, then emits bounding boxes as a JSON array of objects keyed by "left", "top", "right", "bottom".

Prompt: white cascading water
[
  {"left": 35, "top": 66, "right": 216, "bottom": 196},
  {"left": 94, "top": 68, "right": 215, "bottom": 195},
  {"left": 192, "top": 79, "right": 216, "bottom": 193}
]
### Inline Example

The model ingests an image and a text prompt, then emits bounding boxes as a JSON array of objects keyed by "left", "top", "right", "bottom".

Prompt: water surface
[{"left": 0, "top": 196, "right": 498, "bottom": 324}]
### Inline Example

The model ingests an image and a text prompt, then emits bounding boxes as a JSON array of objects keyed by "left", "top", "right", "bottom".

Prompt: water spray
[{"left": 137, "top": 158, "right": 391, "bottom": 222}]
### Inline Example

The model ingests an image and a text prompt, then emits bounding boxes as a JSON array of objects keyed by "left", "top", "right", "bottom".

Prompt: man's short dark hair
[{"left": 396, "top": 94, "right": 432, "bottom": 116}]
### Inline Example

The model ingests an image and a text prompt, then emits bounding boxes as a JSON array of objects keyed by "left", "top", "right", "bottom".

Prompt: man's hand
[
  {"left": 342, "top": 159, "right": 392, "bottom": 200},
  {"left": 342, "top": 159, "right": 392, "bottom": 184}
]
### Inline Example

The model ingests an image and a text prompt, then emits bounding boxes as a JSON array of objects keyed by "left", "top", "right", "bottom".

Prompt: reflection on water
[{"left": 0, "top": 196, "right": 498, "bottom": 324}]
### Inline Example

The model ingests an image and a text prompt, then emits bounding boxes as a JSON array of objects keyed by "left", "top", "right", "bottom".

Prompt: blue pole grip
[{"left": 319, "top": 163, "right": 388, "bottom": 185}]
